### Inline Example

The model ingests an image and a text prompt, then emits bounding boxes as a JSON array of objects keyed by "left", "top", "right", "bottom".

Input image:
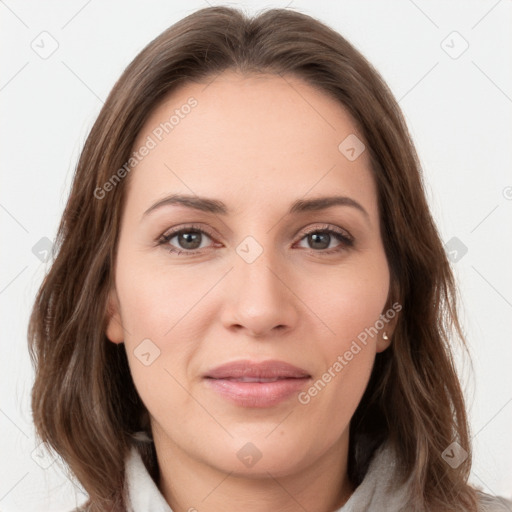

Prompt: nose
[{"left": 221, "top": 247, "right": 299, "bottom": 338}]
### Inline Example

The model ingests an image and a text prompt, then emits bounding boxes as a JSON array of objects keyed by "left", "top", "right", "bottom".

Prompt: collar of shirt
[{"left": 122, "top": 439, "right": 414, "bottom": 512}]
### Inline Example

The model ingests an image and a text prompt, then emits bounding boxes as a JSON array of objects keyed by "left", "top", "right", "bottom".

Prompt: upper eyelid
[
  {"left": 300, "top": 224, "right": 352, "bottom": 239},
  {"left": 161, "top": 224, "right": 217, "bottom": 241}
]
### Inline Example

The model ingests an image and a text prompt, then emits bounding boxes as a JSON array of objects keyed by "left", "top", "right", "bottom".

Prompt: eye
[
  {"left": 295, "top": 224, "right": 354, "bottom": 255},
  {"left": 157, "top": 223, "right": 354, "bottom": 256},
  {"left": 158, "top": 224, "right": 217, "bottom": 255}
]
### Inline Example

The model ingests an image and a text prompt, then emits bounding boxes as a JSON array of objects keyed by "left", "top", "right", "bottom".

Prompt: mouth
[
  {"left": 203, "top": 359, "right": 311, "bottom": 408},
  {"left": 217, "top": 377, "right": 293, "bottom": 382},
  {"left": 203, "top": 359, "right": 311, "bottom": 379}
]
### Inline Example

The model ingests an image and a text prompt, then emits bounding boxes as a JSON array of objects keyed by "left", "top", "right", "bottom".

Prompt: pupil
[
  {"left": 310, "top": 232, "right": 329, "bottom": 249},
  {"left": 180, "top": 231, "right": 201, "bottom": 249}
]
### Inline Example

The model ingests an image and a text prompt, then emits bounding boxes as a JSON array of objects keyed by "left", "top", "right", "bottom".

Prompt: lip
[{"left": 203, "top": 359, "right": 311, "bottom": 408}]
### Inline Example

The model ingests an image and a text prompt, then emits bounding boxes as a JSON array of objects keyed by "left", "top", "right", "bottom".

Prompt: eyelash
[{"left": 157, "top": 223, "right": 354, "bottom": 257}]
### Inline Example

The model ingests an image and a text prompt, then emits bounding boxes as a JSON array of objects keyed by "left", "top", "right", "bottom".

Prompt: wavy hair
[{"left": 28, "top": 6, "right": 478, "bottom": 511}]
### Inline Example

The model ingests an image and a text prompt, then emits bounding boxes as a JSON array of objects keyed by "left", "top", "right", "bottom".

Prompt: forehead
[{"left": 127, "top": 71, "right": 377, "bottom": 219}]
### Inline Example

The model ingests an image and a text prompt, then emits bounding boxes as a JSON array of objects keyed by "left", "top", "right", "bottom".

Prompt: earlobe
[
  {"left": 376, "top": 308, "right": 398, "bottom": 352},
  {"left": 376, "top": 331, "right": 392, "bottom": 353},
  {"left": 375, "top": 275, "right": 401, "bottom": 353},
  {"left": 105, "top": 289, "right": 124, "bottom": 344}
]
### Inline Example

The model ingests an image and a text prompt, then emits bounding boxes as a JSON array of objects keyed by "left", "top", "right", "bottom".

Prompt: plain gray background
[{"left": 1, "top": 1, "right": 511, "bottom": 510}]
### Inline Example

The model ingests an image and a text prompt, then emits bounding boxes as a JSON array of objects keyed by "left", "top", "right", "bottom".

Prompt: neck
[{"left": 154, "top": 429, "right": 355, "bottom": 512}]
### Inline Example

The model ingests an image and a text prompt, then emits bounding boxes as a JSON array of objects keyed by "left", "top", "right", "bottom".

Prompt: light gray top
[{"left": 121, "top": 441, "right": 511, "bottom": 512}]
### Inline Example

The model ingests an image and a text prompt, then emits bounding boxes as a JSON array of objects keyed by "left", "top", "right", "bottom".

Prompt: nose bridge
[
  {"left": 238, "top": 240, "right": 281, "bottom": 296},
  {"left": 223, "top": 233, "right": 297, "bottom": 335},
  {"left": 235, "top": 234, "right": 286, "bottom": 305}
]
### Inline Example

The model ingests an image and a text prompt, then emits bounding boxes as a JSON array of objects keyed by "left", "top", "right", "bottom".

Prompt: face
[{"left": 106, "top": 71, "right": 392, "bottom": 478}]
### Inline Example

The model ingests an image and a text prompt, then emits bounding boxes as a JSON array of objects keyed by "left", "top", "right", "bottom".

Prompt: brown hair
[{"left": 28, "top": 6, "right": 478, "bottom": 511}]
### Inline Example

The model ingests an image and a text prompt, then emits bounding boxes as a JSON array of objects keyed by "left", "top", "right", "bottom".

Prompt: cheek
[
  {"left": 306, "top": 254, "right": 390, "bottom": 347},
  {"left": 117, "top": 267, "right": 200, "bottom": 430},
  {"left": 114, "top": 250, "right": 216, "bottom": 414},
  {"left": 115, "top": 247, "right": 211, "bottom": 340},
  {"left": 300, "top": 258, "right": 389, "bottom": 408}
]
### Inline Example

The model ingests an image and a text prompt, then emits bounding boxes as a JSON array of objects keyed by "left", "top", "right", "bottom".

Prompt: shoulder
[{"left": 476, "top": 490, "right": 512, "bottom": 512}]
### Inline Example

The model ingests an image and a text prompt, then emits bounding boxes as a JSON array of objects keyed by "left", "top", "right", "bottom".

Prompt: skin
[{"left": 106, "top": 71, "right": 394, "bottom": 512}]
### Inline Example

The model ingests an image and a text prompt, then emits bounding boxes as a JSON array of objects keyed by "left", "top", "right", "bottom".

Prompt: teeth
[{"left": 232, "top": 377, "right": 281, "bottom": 383}]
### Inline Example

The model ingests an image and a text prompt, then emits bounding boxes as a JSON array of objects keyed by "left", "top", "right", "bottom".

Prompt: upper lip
[{"left": 204, "top": 359, "right": 311, "bottom": 379}]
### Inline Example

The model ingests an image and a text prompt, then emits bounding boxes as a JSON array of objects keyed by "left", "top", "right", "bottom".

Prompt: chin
[{"left": 202, "top": 434, "right": 320, "bottom": 478}]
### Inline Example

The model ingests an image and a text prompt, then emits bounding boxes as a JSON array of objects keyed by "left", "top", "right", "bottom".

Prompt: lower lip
[{"left": 204, "top": 377, "right": 311, "bottom": 408}]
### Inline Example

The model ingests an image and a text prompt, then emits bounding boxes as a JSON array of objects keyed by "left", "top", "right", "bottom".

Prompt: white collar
[
  {"left": 122, "top": 440, "right": 413, "bottom": 512},
  {"left": 123, "top": 445, "right": 172, "bottom": 512}
]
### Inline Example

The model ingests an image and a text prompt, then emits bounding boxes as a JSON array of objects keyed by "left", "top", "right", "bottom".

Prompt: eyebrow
[{"left": 142, "top": 193, "right": 370, "bottom": 220}]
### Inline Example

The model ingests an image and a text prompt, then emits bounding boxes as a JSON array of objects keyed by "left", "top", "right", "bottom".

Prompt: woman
[{"left": 28, "top": 6, "right": 511, "bottom": 512}]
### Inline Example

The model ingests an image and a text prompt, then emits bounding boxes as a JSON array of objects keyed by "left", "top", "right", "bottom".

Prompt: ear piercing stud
[{"left": 382, "top": 332, "right": 389, "bottom": 341}]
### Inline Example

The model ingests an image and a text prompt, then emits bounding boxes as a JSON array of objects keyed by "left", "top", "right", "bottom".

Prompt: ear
[
  {"left": 376, "top": 279, "right": 401, "bottom": 353},
  {"left": 105, "top": 288, "right": 124, "bottom": 344}
]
